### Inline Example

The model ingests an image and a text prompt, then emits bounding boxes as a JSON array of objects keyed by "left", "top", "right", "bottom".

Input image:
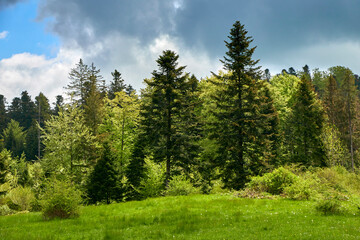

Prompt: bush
[
  {"left": 283, "top": 174, "right": 320, "bottom": 200},
  {"left": 164, "top": 175, "right": 199, "bottom": 196},
  {"left": 246, "top": 167, "right": 297, "bottom": 195},
  {"left": 0, "top": 204, "right": 13, "bottom": 216},
  {"left": 41, "top": 179, "right": 82, "bottom": 220},
  {"left": 138, "top": 158, "right": 165, "bottom": 198},
  {"left": 315, "top": 199, "right": 344, "bottom": 215},
  {"left": 7, "top": 186, "right": 35, "bottom": 211}
]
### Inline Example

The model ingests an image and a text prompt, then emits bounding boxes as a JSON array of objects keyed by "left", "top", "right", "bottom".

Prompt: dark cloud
[
  {"left": 37, "top": 0, "right": 360, "bottom": 75},
  {"left": 0, "top": 0, "right": 26, "bottom": 10},
  {"left": 38, "top": 0, "right": 360, "bottom": 55},
  {"left": 37, "top": 0, "right": 179, "bottom": 48},
  {"left": 175, "top": 0, "right": 360, "bottom": 59}
]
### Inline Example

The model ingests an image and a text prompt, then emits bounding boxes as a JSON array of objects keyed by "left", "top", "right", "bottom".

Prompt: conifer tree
[
  {"left": 19, "top": 91, "right": 36, "bottom": 130},
  {"left": 0, "top": 95, "right": 7, "bottom": 135},
  {"left": 323, "top": 75, "right": 339, "bottom": 126},
  {"left": 87, "top": 143, "right": 119, "bottom": 204},
  {"left": 108, "top": 69, "right": 126, "bottom": 99},
  {"left": 83, "top": 75, "right": 104, "bottom": 135},
  {"left": 140, "top": 50, "right": 200, "bottom": 186},
  {"left": 53, "top": 95, "right": 64, "bottom": 116},
  {"left": 339, "top": 69, "right": 359, "bottom": 170},
  {"left": 66, "top": 59, "right": 89, "bottom": 106},
  {"left": 211, "top": 21, "right": 262, "bottom": 189},
  {"left": 256, "top": 82, "right": 279, "bottom": 168},
  {"left": 288, "top": 76, "right": 326, "bottom": 167},
  {"left": 3, "top": 120, "right": 26, "bottom": 158}
]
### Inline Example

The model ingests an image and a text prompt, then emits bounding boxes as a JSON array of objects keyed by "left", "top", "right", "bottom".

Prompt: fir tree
[
  {"left": 53, "top": 95, "right": 64, "bottom": 116},
  {"left": 211, "top": 21, "right": 262, "bottom": 190},
  {"left": 140, "top": 50, "right": 200, "bottom": 187},
  {"left": 87, "top": 143, "right": 119, "bottom": 204},
  {"left": 19, "top": 91, "right": 36, "bottom": 130},
  {"left": 288, "top": 76, "right": 326, "bottom": 167},
  {"left": 66, "top": 59, "right": 89, "bottom": 106},
  {"left": 108, "top": 69, "right": 126, "bottom": 99},
  {"left": 0, "top": 95, "right": 8, "bottom": 135}
]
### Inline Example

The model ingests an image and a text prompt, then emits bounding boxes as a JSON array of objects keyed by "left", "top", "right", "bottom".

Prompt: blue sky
[
  {"left": 1, "top": 0, "right": 360, "bottom": 102},
  {"left": 0, "top": 0, "right": 59, "bottom": 59}
]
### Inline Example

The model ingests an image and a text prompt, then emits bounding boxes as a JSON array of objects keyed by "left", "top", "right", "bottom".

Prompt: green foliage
[
  {"left": 315, "top": 199, "right": 343, "bottom": 215},
  {"left": 99, "top": 91, "right": 140, "bottom": 166},
  {"left": 41, "top": 179, "right": 82, "bottom": 220},
  {"left": 0, "top": 204, "right": 13, "bottom": 216},
  {"left": 268, "top": 73, "right": 300, "bottom": 122},
  {"left": 246, "top": 167, "right": 297, "bottom": 195},
  {"left": 210, "top": 21, "right": 266, "bottom": 190},
  {"left": 87, "top": 143, "right": 125, "bottom": 204},
  {"left": 0, "top": 149, "right": 11, "bottom": 184},
  {"left": 3, "top": 120, "right": 26, "bottom": 158},
  {"left": 322, "top": 123, "right": 350, "bottom": 167},
  {"left": 7, "top": 186, "right": 35, "bottom": 211},
  {"left": 108, "top": 69, "right": 126, "bottom": 99},
  {"left": 164, "top": 175, "right": 199, "bottom": 196},
  {"left": 41, "top": 103, "right": 98, "bottom": 185},
  {"left": 283, "top": 175, "right": 318, "bottom": 200},
  {"left": 138, "top": 157, "right": 165, "bottom": 198},
  {"left": 141, "top": 50, "right": 201, "bottom": 186},
  {"left": 287, "top": 76, "right": 326, "bottom": 166}
]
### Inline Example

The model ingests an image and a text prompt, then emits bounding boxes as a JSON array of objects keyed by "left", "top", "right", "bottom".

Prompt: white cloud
[
  {"left": 0, "top": 48, "right": 82, "bottom": 103},
  {"left": 0, "top": 31, "right": 9, "bottom": 39},
  {"left": 0, "top": 32, "right": 220, "bottom": 104}
]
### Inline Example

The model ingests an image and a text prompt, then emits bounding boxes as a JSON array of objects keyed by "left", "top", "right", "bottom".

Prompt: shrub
[
  {"left": 7, "top": 186, "right": 35, "bottom": 211},
  {"left": 315, "top": 199, "right": 344, "bottom": 215},
  {"left": 283, "top": 174, "right": 320, "bottom": 200},
  {"left": 138, "top": 158, "right": 165, "bottom": 198},
  {"left": 41, "top": 179, "right": 82, "bottom": 220},
  {"left": 0, "top": 204, "right": 13, "bottom": 216},
  {"left": 164, "top": 175, "right": 199, "bottom": 196},
  {"left": 246, "top": 167, "right": 297, "bottom": 195}
]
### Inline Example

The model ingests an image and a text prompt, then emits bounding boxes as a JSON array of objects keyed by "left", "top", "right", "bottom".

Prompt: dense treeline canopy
[{"left": 1, "top": 21, "right": 360, "bottom": 205}]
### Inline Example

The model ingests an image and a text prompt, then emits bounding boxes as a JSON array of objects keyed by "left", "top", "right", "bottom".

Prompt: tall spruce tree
[
  {"left": 108, "top": 69, "right": 126, "bottom": 99},
  {"left": 87, "top": 142, "right": 119, "bottom": 204},
  {"left": 140, "top": 50, "right": 200, "bottom": 186},
  {"left": 66, "top": 59, "right": 89, "bottom": 106},
  {"left": 211, "top": 21, "right": 263, "bottom": 190},
  {"left": 288, "top": 76, "right": 326, "bottom": 167},
  {"left": 53, "top": 95, "right": 64, "bottom": 116},
  {"left": 19, "top": 91, "right": 36, "bottom": 130}
]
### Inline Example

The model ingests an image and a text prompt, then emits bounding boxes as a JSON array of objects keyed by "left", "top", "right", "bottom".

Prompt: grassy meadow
[{"left": 1, "top": 194, "right": 360, "bottom": 239}]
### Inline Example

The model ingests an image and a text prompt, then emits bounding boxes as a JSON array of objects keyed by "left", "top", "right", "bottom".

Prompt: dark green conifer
[
  {"left": 87, "top": 143, "right": 118, "bottom": 204},
  {"left": 211, "top": 21, "right": 263, "bottom": 190},
  {"left": 288, "top": 76, "right": 326, "bottom": 167}
]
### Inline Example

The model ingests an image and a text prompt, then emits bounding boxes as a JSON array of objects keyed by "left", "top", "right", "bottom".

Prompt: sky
[{"left": 1, "top": 0, "right": 360, "bottom": 104}]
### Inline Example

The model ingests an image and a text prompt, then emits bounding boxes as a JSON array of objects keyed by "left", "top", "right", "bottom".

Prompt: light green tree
[{"left": 41, "top": 103, "right": 98, "bottom": 185}]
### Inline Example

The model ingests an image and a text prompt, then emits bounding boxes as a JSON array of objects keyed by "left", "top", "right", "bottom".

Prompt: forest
[{"left": 1, "top": 20, "right": 360, "bottom": 219}]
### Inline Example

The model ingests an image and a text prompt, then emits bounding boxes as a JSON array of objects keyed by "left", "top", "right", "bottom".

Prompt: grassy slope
[{"left": 1, "top": 194, "right": 360, "bottom": 239}]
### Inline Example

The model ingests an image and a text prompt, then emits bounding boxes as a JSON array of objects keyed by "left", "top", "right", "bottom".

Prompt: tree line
[{"left": 1, "top": 21, "right": 360, "bottom": 204}]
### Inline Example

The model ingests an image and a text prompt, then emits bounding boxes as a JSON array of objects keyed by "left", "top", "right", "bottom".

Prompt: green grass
[{"left": 1, "top": 194, "right": 360, "bottom": 239}]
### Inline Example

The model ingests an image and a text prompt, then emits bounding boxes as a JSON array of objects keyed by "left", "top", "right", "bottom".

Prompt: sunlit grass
[{"left": 1, "top": 194, "right": 360, "bottom": 239}]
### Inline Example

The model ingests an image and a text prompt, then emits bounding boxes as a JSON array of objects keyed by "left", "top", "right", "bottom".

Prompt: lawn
[{"left": 1, "top": 194, "right": 360, "bottom": 239}]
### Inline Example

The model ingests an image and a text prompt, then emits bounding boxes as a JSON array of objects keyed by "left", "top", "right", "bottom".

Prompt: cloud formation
[
  {"left": 2, "top": 0, "right": 360, "bottom": 102},
  {"left": 0, "top": 49, "right": 81, "bottom": 103},
  {"left": 0, "top": 31, "right": 8, "bottom": 39},
  {"left": 0, "top": 0, "right": 25, "bottom": 10}
]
